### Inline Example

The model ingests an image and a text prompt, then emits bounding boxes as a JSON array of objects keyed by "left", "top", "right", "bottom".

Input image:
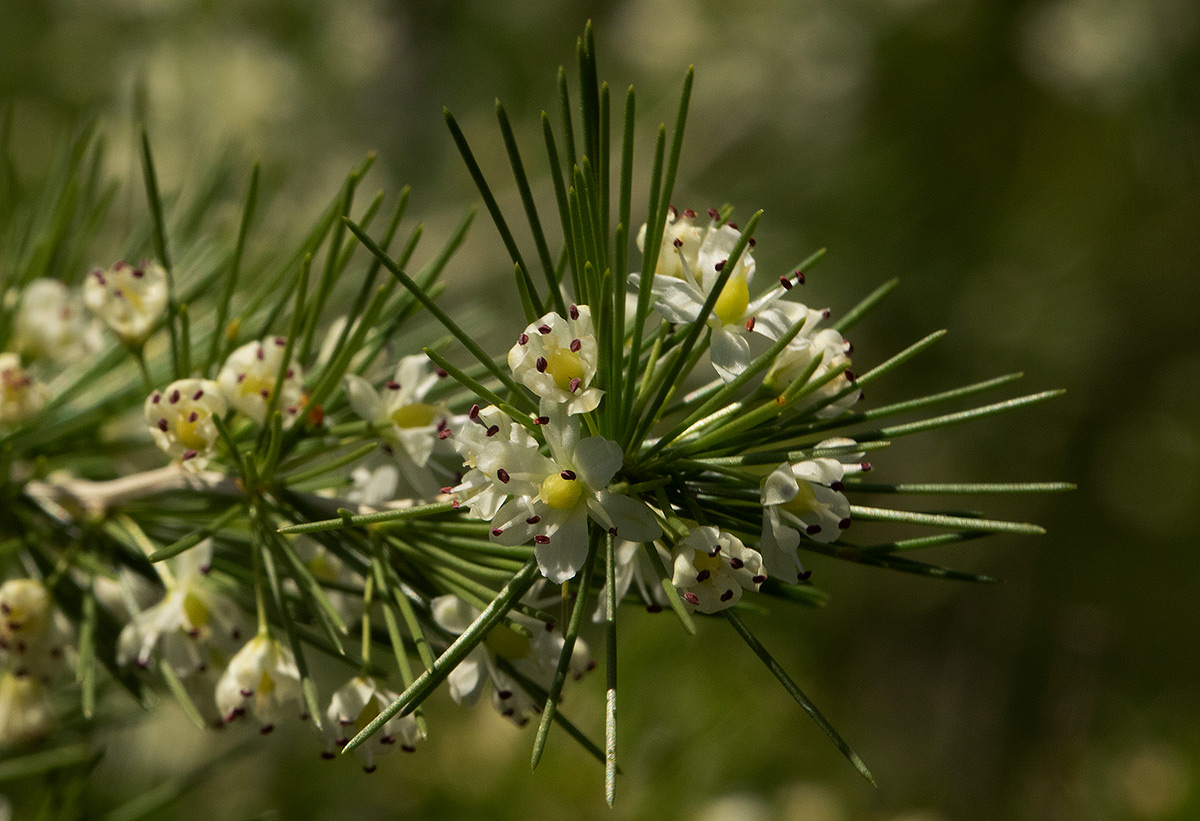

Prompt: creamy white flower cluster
[
  {"left": 636, "top": 208, "right": 862, "bottom": 413},
  {"left": 432, "top": 591, "right": 594, "bottom": 728},
  {"left": 0, "top": 579, "right": 73, "bottom": 747}
]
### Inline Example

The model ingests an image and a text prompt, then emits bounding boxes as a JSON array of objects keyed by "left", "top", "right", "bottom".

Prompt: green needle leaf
[{"left": 724, "top": 609, "right": 875, "bottom": 785}]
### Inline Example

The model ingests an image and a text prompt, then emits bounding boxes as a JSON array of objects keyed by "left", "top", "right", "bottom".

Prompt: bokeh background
[{"left": 2, "top": 0, "right": 1198, "bottom": 818}]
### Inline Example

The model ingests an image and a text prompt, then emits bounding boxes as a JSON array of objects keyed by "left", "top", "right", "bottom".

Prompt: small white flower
[
  {"left": 451, "top": 403, "right": 542, "bottom": 522},
  {"left": 12, "top": 279, "right": 102, "bottom": 362},
  {"left": 508, "top": 305, "right": 603, "bottom": 415},
  {"left": 0, "top": 672, "right": 56, "bottom": 747},
  {"left": 344, "top": 354, "right": 450, "bottom": 498},
  {"left": 764, "top": 327, "right": 861, "bottom": 418},
  {"left": 322, "top": 675, "right": 423, "bottom": 771},
  {"left": 0, "top": 579, "right": 72, "bottom": 681},
  {"left": 0, "top": 354, "right": 47, "bottom": 429},
  {"left": 144, "top": 379, "right": 227, "bottom": 470},
  {"left": 215, "top": 634, "right": 303, "bottom": 730},
  {"left": 635, "top": 207, "right": 728, "bottom": 285},
  {"left": 759, "top": 439, "right": 864, "bottom": 581},
  {"left": 634, "top": 210, "right": 815, "bottom": 383},
  {"left": 671, "top": 526, "right": 765, "bottom": 614},
  {"left": 83, "top": 260, "right": 168, "bottom": 345},
  {"left": 431, "top": 593, "right": 593, "bottom": 727},
  {"left": 117, "top": 539, "right": 244, "bottom": 677},
  {"left": 216, "top": 337, "right": 305, "bottom": 425},
  {"left": 461, "top": 407, "right": 661, "bottom": 583}
]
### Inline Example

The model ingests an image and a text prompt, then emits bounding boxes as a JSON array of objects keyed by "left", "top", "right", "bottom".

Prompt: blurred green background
[{"left": 2, "top": 0, "right": 1198, "bottom": 818}]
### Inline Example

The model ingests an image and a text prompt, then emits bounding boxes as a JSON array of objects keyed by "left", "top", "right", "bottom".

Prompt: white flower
[
  {"left": 144, "top": 379, "right": 227, "bottom": 470},
  {"left": 215, "top": 634, "right": 303, "bottom": 730},
  {"left": 322, "top": 676, "right": 423, "bottom": 771},
  {"left": 12, "top": 279, "right": 102, "bottom": 362},
  {"left": 457, "top": 407, "right": 662, "bottom": 583},
  {"left": 759, "top": 439, "right": 864, "bottom": 581},
  {"left": 763, "top": 327, "right": 861, "bottom": 418},
  {"left": 0, "top": 579, "right": 72, "bottom": 681},
  {"left": 634, "top": 210, "right": 814, "bottom": 383},
  {"left": 508, "top": 305, "right": 603, "bottom": 415},
  {"left": 216, "top": 337, "right": 305, "bottom": 425},
  {"left": 671, "top": 526, "right": 765, "bottom": 614},
  {"left": 117, "top": 539, "right": 244, "bottom": 677},
  {"left": 431, "top": 593, "right": 593, "bottom": 727},
  {"left": 344, "top": 354, "right": 450, "bottom": 498},
  {"left": 83, "top": 260, "right": 168, "bottom": 345},
  {"left": 635, "top": 206, "right": 724, "bottom": 285},
  {"left": 591, "top": 540, "right": 671, "bottom": 622},
  {"left": 0, "top": 672, "right": 56, "bottom": 747},
  {"left": 0, "top": 353, "right": 47, "bottom": 428}
]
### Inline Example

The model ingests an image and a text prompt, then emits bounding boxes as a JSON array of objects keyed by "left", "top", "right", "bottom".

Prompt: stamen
[
  {"left": 386, "top": 380, "right": 400, "bottom": 390},
  {"left": 715, "top": 259, "right": 726, "bottom": 272},
  {"left": 438, "top": 429, "right": 452, "bottom": 440},
  {"left": 168, "top": 390, "right": 180, "bottom": 404},
  {"left": 526, "top": 515, "right": 541, "bottom": 524},
  {"left": 831, "top": 481, "right": 844, "bottom": 492},
  {"left": 492, "top": 528, "right": 504, "bottom": 536},
  {"left": 838, "top": 518, "right": 851, "bottom": 530},
  {"left": 560, "top": 470, "right": 576, "bottom": 480},
  {"left": 157, "top": 418, "right": 169, "bottom": 432},
  {"left": 806, "top": 524, "right": 822, "bottom": 535},
  {"left": 534, "top": 534, "right": 551, "bottom": 544},
  {"left": 797, "top": 570, "right": 813, "bottom": 581},
  {"left": 496, "top": 468, "right": 510, "bottom": 483},
  {"left": 568, "top": 377, "right": 581, "bottom": 393},
  {"left": 673, "top": 238, "right": 683, "bottom": 248},
  {"left": 536, "top": 357, "right": 548, "bottom": 372},
  {"left": 696, "top": 569, "right": 710, "bottom": 582},
  {"left": 569, "top": 304, "right": 579, "bottom": 320},
  {"left": 486, "top": 424, "right": 499, "bottom": 437},
  {"left": 683, "top": 592, "right": 700, "bottom": 605},
  {"left": 188, "top": 411, "right": 199, "bottom": 423},
  {"left": 538, "top": 324, "right": 552, "bottom": 335},
  {"left": 745, "top": 316, "right": 756, "bottom": 332},
  {"left": 720, "top": 589, "right": 734, "bottom": 602},
  {"left": 569, "top": 338, "right": 581, "bottom": 352},
  {"left": 469, "top": 404, "right": 480, "bottom": 419},
  {"left": 751, "top": 574, "right": 766, "bottom": 585},
  {"left": 151, "top": 392, "right": 161, "bottom": 404},
  {"left": 729, "top": 557, "right": 744, "bottom": 569},
  {"left": 780, "top": 275, "right": 793, "bottom": 290},
  {"left": 534, "top": 415, "right": 550, "bottom": 425},
  {"left": 707, "top": 208, "right": 719, "bottom": 220},
  {"left": 192, "top": 389, "right": 204, "bottom": 400}
]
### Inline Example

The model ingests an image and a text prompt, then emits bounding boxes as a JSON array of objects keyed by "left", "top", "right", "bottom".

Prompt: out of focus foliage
[{"left": 1, "top": 0, "right": 1197, "bottom": 818}]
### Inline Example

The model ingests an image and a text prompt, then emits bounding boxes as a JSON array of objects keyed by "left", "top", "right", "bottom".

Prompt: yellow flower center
[
  {"left": 238, "top": 373, "right": 273, "bottom": 398},
  {"left": 258, "top": 669, "right": 276, "bottom": 695},
  {"left": 691, "top": 550, "right": 723, "bottom": 578},
  {"left": 182, "top": 590, "right": 210, "bottom": 629},
  {"left": 713, "top": 273, "right": 749, "bottom": 326},
  {"left": 540, "top": 472, "right": 583, "bottom": 510},
  {"left": 782, "top": 481, "right": 820, "bottom": 515},
  {"left": 545, "top": 347, "right": 584, "bottom": 391},
  {"left": 174, "top": 411, "right": 210, "bottom": 450},
  {"left": 485, "top": 623, "right": 532, "bottom": 659},
  {"left": 390, "top": 402, "right": 438, "bottom": 428}
]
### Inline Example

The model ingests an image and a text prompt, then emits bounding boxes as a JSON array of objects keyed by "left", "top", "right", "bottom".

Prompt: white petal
[
  {"left": 344, "top": 375, "right": 384, "bottom": 423},
  {"left": 536, "top": 508, "right": 589, "bottom": 583},
  {"left": 573, "top": 436, "right": 623, "bottom": 489},
  {"left": 709, "top": 327, "right": 751, "bottom": 383},
  {"left": 589, "top": 492, "right": 662, "bottom": 543}
]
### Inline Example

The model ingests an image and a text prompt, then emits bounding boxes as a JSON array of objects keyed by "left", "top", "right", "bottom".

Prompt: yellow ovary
[
  {"left": 238, "top": 373, "right": 273, "bottom": 398},
  {"left": 258, "top": 669, "right": 276, "bottom": 695},
  {"left": 485, "top": 623, "right": 532, "bottom": 660},
  {"left": 544, "top": 347, "right": 584, "bottom": 391},
  {"left": 713, "top": 273, "right": 749, "bottom": 326},
  {"left": 782, "top": 481, "right": 819, "bottom": 515},
  {"left": 174, "top": 411, "right": 210, "bottom": 450},
  {"left": 540, "top": 473, "right": 583, "bottom": 510},
  {"left": 691, "top": 550, "right": 724, "bottom": 578},
  {"left": 391, "top": 402, "right": 438, "bottom": 428},
  {"left": 182, "top": 590, "right": 210, "bottom": 629}
]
